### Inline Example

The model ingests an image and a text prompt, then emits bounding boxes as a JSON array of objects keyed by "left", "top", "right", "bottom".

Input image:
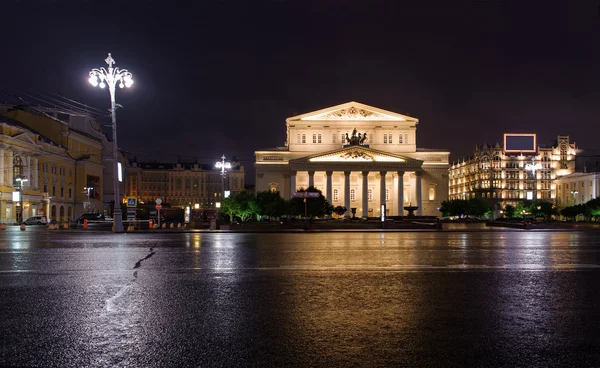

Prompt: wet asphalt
[{"left": 1, "top": 227, "right": 600, "bottom": 367}]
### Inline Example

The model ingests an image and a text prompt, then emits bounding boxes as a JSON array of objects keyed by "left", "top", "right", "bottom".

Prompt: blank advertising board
[{"left": 504, "top": 133, "right": 537, "bottom": 153}]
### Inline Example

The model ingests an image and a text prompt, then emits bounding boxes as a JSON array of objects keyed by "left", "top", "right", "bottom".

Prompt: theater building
[{"left": 254, "top": 102, "right": 450, "bottom": 218}]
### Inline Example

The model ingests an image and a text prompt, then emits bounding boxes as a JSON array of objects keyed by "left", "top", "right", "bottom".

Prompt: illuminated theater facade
[{"left": 254, "top": 102, "right": 449, "bottom": 218}]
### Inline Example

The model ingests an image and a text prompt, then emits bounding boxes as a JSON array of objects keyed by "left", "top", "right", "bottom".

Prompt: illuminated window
[
  {"left": 368, "top": 189, "right": 372, "bottom": 201},
  {"left": 350, "top": 189, "right": 356, "bottom": 201},
  {"left": 12, "top": 156, "right": 23, "bottom": 185},
  {"left": 428, "top": 187, "right": 435, "bottom": 201},
  {"left": 333, "top": 189, "right": 339, "bottom": 201},
  {"left": 388, "top": 134, "right": 392, "bottom": 144}
]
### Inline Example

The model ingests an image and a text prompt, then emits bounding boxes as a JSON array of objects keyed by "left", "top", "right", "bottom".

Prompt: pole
[
  {"left": 304, "top": 196, "right": 308, "bottom": 229},
  {"left": 110, "top": 87, "right": 124, "bottom": 233}
]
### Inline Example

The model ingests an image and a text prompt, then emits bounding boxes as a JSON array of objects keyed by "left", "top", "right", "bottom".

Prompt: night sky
[{"left": 2, "top": 0, "right": 600, "bottom": 184}]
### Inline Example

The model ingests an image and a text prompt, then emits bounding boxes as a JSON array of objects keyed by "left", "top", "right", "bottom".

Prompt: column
[
  {"left": 325, "top": 171, "right": 333, "bottom": 203},
  {"left": 308, "top": 170, "right": 315, "bottom": 188},
  {"left": 380, "top": 171, "right": 387, "bottom": 217},
  {"left": 416, "top": 171, "right": 422, "bottom": 216},
  {"left": 362, "top": 171, "right": 369, "bottom": 219},
  {"left": 24, "top": 155, "right": 31, "bottom": 188},
  {"left": 32, "top": 156, "right": 38, "bottom": 189},
  {"left": 290, "top": 171, "right": 297, "bottom": 197},
  {"left": 397, "top": 171, "right": 404, "bottom": 216},
  {"left": 344, "top": 171, "right": 351, "bottom": 218},
  {"left": 0, "top": 145, "right": 4, "bottom": 185},
  {"left": 7, "top": 149, "right": 13, "bottom": 186}
]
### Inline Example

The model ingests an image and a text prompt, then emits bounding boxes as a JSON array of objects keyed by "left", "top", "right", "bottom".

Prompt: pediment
[
  {"left": 291, "top": 146, "right": 423, "bottom": 166},
  {"left": 12, "top": 132, "right": 38, "bottom": 146},
  {"left": 287, "top": 101, "right": 417, "bottom": 123}
]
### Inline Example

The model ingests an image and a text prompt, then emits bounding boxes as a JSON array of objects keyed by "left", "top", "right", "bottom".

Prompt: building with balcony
[{"left": 448, "top": 135, "right": 578, "bottom": 206}]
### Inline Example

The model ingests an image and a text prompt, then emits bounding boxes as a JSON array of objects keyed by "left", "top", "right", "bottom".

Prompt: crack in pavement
[{"left": 134, "top": 247, "right": 155, "bottom": 269}]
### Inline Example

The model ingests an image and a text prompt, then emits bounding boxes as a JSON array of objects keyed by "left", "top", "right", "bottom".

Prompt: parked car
[{"left": 22, "top": 216, "right": 48, "bottom": 225}]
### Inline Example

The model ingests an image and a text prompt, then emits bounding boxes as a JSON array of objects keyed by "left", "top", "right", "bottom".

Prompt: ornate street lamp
[
  {"left": 16, "top": 176, "right": 28, "bottom": 223},
  {"left": 89, "top": 53, "right": 133, "bottom": 233},
  {"left": 215, "top": 155, "right": 231, "bottom": 219},
  {"left": 571, "top": 189, "right": 579, "bottom": 205}
]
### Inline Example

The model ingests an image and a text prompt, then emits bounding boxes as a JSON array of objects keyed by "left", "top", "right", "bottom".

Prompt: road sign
[
  {"left": 155, "top": 203, "right": 162, "bottom": 211},
  {"left": 127, "top": 197, "right": 138, "bottom": 208},
  {"left": 156, "top": 198, "right": 162, "bottom": 204}
]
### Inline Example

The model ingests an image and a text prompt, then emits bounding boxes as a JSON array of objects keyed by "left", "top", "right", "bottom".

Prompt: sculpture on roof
[{"left": 345, "top": 128, "right": 368, "bottom": 145}]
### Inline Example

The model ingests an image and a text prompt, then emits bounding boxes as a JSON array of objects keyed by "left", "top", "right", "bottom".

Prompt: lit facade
[
  {"left": 449, "top": 135, "right": 578, "bottom": 206},
  {"left": 127, "top": 160, "right": 245, "bottom": 210},
  {"left": 555, "top": 172, "right": 600, "bottom": 207},
  {"left": 254, "top": 101, "right": 450, "bottom": 218}
]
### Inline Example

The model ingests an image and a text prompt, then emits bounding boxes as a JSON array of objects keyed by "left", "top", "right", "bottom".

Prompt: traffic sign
[
  {"left": 156, "top": 198, "right": 162, "bottom": 204},
  {"left": 155, "top": 203, "right": 162, "bottom": 210},
  {"left": 127, "top": 197, "right": 138, "bottom": 208}
]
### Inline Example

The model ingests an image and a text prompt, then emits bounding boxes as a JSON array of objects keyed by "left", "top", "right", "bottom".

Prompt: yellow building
[{"left": 1, "top": 105, "right": 106, "bottom": 223}]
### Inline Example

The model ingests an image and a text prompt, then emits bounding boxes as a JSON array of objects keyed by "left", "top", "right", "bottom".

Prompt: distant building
[
  {"left": 127, "top": 159, "right": 245, "bottom": 213},
  {"left": 555, "top": 172, "right": 600, "bottom": 207},
  {"left": 254, "top": 101, "right": 450, "bottom": 218},
  {"left": 448, "top": 135, "right": 578, "bottom": 206}
]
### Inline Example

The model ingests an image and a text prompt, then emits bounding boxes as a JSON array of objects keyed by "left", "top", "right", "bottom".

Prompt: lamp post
[
  {"left": 16, "top": 176, "right": 28, "bottom": 223},
  {"left": 215, "top": 155, "right": 231, "bottom": 219},
  {"left": 84, "top": 187, "right": 92, "bottom": 212},
  {"left": 89, "top": 53, "right": 133, "bottom": 233},
  {"left": 571, "top": 189, "right": 579, "bottom": 205}
]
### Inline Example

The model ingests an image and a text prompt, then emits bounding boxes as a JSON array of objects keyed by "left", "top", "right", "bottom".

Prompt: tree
[
  {"left": 504, "top": 204, "right": 515, "bottom": 218},
  {"left": 221, "top": 191, "right": 259, "bottom": 223},
  {"left": 528, "top": 200, "right": 557, "bottom": 222},
  {"left": 468, "top": 198, "right": 490, "bottom": 218},
  {"left": 439, "top": 199, "right": 470, "bottom": 217},
  {"left": 333, "top": 206, "right": 347, "bottom": 219},
  {"left": 256, "top": 190, "right": 288, "bottom": 220},
  {"left": 289, "top": 187, "right": 331, "bottom": 219}
]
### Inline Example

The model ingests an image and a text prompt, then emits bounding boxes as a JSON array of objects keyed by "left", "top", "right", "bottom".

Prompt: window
[
  {"left": 60, "top": 167, "right": 65, "bottom": 176},
  {"left": 12, "top": 156, "right": 23, "bottom": 185},
  {"left": 350, "top": 189, "right": 356, "bottom": 201},
  {"left": 399, "top": 134, "right": 403, "bottom": 144},
  {"left": 341, "top": 133, "right": 345, "bottom": 143},
  {"left": 313, "top": 134, "right": 317, "bottom": 144},
  {"left": 52, "top": 165, "right": 56, "bottom": 174},
  {"left": 368, "top": 189, "right": 373, "bottom": 201},
  {"left": 388, "top": 134, "right": 392, "bottom": 144},
  {"left": 317, "top": 134, "right": 322, "bottom": 143},
  {"left": 333, "top": 189, "right": 339, "bottom": 201},
  {"left": 383, "top": 134, "right": 388, "bottom": 144},
  {"left": 185, "top": 178, "right": 191, "bottom": 190},
  {"left": 302, "top": 134, "right": 306, "bottom": 144},
  {"left": 429, "top": 187, "right": 435, "bottom": 201},
  {"left": 43, "top": 184, "right": 47, "bottom": 193},
  {"left": 297, "top": 134, "right": 301, "bottom": 144},
  {"left": 404, "top": 134, "right": 408, "bottom": 144},
  {"left": 68, "top": 188, "right": 72, "bottom": 199},
  {"left": 52, "top": 186, "right": 56, "bottom": 196},
  {"left": 60, "top": 187, "right": 64, "bottom": 197},
  {"left": 332, "top": 134, "right": 337, "bottom": 144}
]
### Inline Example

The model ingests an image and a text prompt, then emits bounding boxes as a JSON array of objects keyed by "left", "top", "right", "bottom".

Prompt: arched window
[
  {"left": 67, "top": 206, "right": 72, "bottom": 221},
  {"left": 350, "top": 189, "right": 356, "bottom": 201},
  {"left": 368, "top": 189, "right": 372, "bottom": 201},
  {"left": 175, "top": 178, "right": 182, "bottom": 190},
  {"left": 59, "top": 206, "right": 65, "bottom": 221},
  {"left": 428, "top": 187, "right": 435, "bottom": 201},
  {"left": 51, "top": 205, "right": 56, "bottom": 220},
  {"left": 333, "top": 189, "right": 339, "bottom": 201},
  {"left": 13, "top": 156, "right": 23, "bottom": 185}
]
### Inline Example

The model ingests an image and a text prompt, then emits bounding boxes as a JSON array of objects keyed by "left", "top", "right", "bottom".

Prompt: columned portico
[
  {"left": 290, "top": 171, "right": 297, "bottom": 194},
  {"left": 361, "top": 171, "right": 368, "bottom": 219},
  {"left": 416, "top": 171, "right": 422, "bottom": 216},
  {"left": 325, "top": 171, "right": 333, "bottom": 203},
  {"left": 380, "top": 171, "right": 387, "bottom": 216},
  {"left": 397, "top": 171, "right": 404, "bottom": 216},
  {"left": 344, "top": 171, "right": 351, "bottom": 218}
]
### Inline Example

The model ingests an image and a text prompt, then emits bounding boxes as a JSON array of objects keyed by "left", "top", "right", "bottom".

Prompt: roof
[{"left": 134, "top": 162, "right": 241, "bottom": 171}]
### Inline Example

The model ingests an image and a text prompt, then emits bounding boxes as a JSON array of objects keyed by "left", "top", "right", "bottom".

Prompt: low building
[
  {"left": 255, "top": 101, "right": 450, "bottom": 218},
  {"left": 449, "top": 135, "right": 578, "bottom": 206},
  {"left": 555, "top": 172, "right": 600, "bottom": 207}
]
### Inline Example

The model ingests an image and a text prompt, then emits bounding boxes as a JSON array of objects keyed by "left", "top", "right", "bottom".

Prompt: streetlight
[
  {"left": 16, "top": 176, "right": 28, "bottom": 223},
  {"left": 84, "top": 187, "right": 93, "bottom": 212},
  {"left": 89, "top": 53, "right": 133, "bottom": 233},
  {"left": 215, "top": 155, "right": 231, "bottom": 219},
  {"left": 571, "top": 189, "right": 579, "bottom": 205}
]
